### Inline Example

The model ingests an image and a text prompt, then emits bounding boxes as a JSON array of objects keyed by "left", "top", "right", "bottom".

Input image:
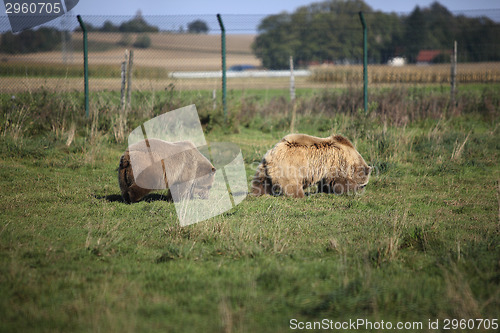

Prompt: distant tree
[
  {"left": 367, "top": 11, "right": 403, "bottom": 63},
  {"left": 402, "top": 6, "right": 428, "bottom": 63},
  {"left": 252, "top": 13, "right": 295, "bottom": 69},
  {"left": 0, "top": 27, "right": 61, "bottom": 54},
  {"left": 100, "top": 20, "right": 119, "bottom": 32},
  {"left": 253, "top": 0, "right": 500, "bottom": 68},
  {"left": 426, "top": 2, "right": 455, "bottom": 47},
  {"left": 187, "top": 20, "right": 209, "bottom": 34},
  {"left": 119, "top": 10, "right": 159, "bottom": 33},
  {"left": 458, "top": 15, "right": 500, "bottom": 62},
  {"left": 253, "top": 0, "right": 372, "bottom": 69},
  {"left": 399, "top": 2, "right": 500, "bottom": 63},
  {"left": 432, "top": 52, "right": 450, "bottom": 63},
  {"left": 133, "top": 34, "right": 151, "bottom": 48}
]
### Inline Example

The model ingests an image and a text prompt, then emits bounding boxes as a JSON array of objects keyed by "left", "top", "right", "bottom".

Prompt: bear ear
[{"left": 366, "top": 166, "right": 372, "bottom": 175}]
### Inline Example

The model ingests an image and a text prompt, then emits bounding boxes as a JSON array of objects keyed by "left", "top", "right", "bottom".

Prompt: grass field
[
  {"left": 0, "top": 32, "right": 259, "bottom": 71},
  {"left": 0, "top": 84, "right": 499, "bottom": 332},
  {"left": 0, "top": 76, "right": 338, "bottom": 94}
]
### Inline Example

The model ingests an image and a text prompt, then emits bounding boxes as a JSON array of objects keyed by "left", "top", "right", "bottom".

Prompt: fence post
[
  {"left": 217, "top": 14, "right": 227, "bottom": 123},
  {"left": 289, "top": 55, "right": 295, "bottom": 101},
  {"left": 289, "top": 55, "right": 297, "bottom": 133},
  {"left": 77, "top": 15, "right": 89, "bottom": 118},
  {"left": 450, "top": 40, "right": 457, "bottom": 106},
  {"left": 120, "top": 51, "right": 128, "bottom": 111},
  {"left": 358, "top": 11, "right": 368, "bottom": 114},
  {"left": 118, "top": 59, "right": 128, "bottom": 142},
  {"left": 126, "top": 49, "right": 134, "bottom": 110}
]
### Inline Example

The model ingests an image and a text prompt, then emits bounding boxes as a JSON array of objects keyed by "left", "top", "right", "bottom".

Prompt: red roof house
[{"left": 416, "top": 50, "right": 451, "bottom": 64}]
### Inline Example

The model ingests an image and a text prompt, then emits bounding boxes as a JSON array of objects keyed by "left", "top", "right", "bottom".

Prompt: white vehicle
[{"left": 387, "top": 57, "right": 406, "bottom": 66}]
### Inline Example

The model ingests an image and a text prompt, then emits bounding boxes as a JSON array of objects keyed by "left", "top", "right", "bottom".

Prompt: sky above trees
[{"left": 1, "top": 0, "right": 498, "bottom": 18}]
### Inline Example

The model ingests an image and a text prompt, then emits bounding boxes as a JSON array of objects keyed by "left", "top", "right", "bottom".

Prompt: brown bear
[
  {"left": 118, "top": 138, "right": 216, "bottom": 203},
  {"left": 251, "top": 133, "right": 371, "bottom": 198}
]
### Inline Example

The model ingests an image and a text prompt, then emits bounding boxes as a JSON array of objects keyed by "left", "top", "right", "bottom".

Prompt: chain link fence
[{"left": 0, "top": 10, "right": 499, "bottom": 95}]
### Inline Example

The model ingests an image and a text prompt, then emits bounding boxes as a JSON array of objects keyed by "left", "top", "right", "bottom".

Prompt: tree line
[
  {"left": 252, "top": 0, "right": 500, "bottom": 69},
  {"left": 74, "top": 11, "right": 159, "bottom": 33},
  {"left": 0, "top": 11, "right": 160, "bottom": 54},
  {"left": 0, "top": 27, "right": 62, "bottom": 54},
  {"left": 0, "top": 12, "right": 210, "bottom": 54}
]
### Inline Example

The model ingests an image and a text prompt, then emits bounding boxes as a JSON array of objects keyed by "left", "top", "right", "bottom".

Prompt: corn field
[{"left": 310, "top": 62, "right": 500, "bottom": 84}]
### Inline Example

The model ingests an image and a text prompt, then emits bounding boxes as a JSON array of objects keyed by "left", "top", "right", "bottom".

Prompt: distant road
[{"left": 169, "top": 70, "right": 311, "bottom": 79}]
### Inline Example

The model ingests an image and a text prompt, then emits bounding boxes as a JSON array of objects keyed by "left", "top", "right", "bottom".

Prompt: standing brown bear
[{"left": 251, "top": 134, "right": 371, "bottom": 198}]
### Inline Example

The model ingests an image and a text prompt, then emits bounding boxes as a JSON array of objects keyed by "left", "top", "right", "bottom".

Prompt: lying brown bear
[
  {"left": 118, "top": 139, "right": 216, "bottom": 203},
  {"left": 251, "top": 134, "right": 371, "bottom": 198}
]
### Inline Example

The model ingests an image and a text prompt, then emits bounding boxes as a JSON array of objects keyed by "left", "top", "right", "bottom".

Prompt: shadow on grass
[{"left": 94, "top": 193, "right": 173, "bottom": 203}]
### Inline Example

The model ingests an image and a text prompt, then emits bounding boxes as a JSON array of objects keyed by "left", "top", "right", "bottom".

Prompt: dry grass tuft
[
  {"left": 1, "top": 104, "right": 29, "bottom": 141},
  {"left": 442, "top": 264, "right": 482, "bottom": 319},
  {"left": 65, "top": 123, "right": 76, "bottom": 147},
  {"left": 451, "top": 131, "right": 471, "bottom": 161}
]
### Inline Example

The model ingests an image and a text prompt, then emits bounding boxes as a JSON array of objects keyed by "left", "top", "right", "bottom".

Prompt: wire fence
[{"left": 0, "top": 10, "right": 499, "bottom": 95}]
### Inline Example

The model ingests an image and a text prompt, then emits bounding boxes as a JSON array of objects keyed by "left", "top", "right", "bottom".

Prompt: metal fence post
[
  {"left": 289, "top": 55, "right": 297, "bottom": 133},
  {"left": 450, "top": 40, "right": 457, "bottom": 106},
  {"left": 126, "top": 49, "right": 134, "bottom": 110},
  {"left": 76, "top": 15, "right": 89, "bottom": 118},
  {"left": 359, "top": 11, "right": 368, "bottom": 113},
  {"left": 217, "top": 14, "right": 227, "bottom": 123},
  {"left": 120, "top": 54, "right": 127, "bottom": 111}
]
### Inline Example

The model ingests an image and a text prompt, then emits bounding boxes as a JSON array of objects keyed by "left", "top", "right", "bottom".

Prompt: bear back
[{"left": 282, "top": 133, "right": 354, "bottom": 149}]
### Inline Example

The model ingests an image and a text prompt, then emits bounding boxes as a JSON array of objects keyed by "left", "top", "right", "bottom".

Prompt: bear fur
[
  {"left": 251, "top": 133, "right": 371, "bottom": 198},
  {"left": 118, "top": 138, "right": 216, "bottom": 203}
]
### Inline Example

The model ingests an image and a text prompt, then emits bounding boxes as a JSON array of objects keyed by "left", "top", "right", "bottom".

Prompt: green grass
[{"left": 0, "top": 85, "right": 499, "bottom": 332}]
